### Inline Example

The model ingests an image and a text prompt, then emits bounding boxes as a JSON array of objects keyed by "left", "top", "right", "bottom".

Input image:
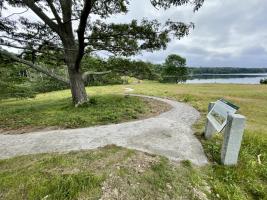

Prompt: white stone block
[{"left": 221, "top": 114, "right": 246, "bottom": 165}]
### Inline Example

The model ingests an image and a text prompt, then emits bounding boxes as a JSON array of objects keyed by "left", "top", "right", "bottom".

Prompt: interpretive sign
[
  {"left": 207, "top": 99, "right": 239, "bottom": 132},
  {"left": 205, "top": 99, "right": 245, "bottom": 165}
]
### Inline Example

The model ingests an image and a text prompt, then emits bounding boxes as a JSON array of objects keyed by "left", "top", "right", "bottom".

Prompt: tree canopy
[
  {"left": 0, "top": 0, "right": 204, "bottom": 105},
  {"left": 162, "top": 54, "right": 188, "bottom": 82}
]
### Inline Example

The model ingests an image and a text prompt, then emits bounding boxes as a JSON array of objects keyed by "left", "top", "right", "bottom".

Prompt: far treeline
[
  {"left": 1, "top": 53, "right": 267, "bottom": 99},
  {"left": 190, "top": 67, "right": 267, "bottom": 74}
]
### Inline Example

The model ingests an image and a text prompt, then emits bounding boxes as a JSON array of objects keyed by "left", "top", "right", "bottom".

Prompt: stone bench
[{"left": 204, "top": 99, "right": 246, "bottom": 165}]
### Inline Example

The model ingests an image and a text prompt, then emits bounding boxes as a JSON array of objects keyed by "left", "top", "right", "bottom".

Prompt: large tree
[
  {"left": 0, "top": 0, "right": 204, "bottom": 105},
  {"left": 163, "top": 54, "right": 188, "bottom": 81}
]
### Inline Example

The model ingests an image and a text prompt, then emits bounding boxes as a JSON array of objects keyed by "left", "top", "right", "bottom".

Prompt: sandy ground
[{"left": 0, "top": 95, "right": 208, "bottom": 166}]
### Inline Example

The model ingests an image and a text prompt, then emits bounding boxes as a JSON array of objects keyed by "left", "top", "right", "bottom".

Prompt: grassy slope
[
  {"left": 0, "top": 89, "right": 169, "bottom": 132},
  {"left": 0, "top": 82, "right": 266, "bottom": 199},
  {"left": 0, "top": 145, "right": 204, "bottom": 200},
  {"left": 130, "top": 82, "right": 267, "bottom": 199}
]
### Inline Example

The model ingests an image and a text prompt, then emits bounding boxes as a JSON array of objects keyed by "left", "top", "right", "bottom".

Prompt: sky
[
  {"left": 105, "top": 0, "right": 267, "bottom": 68},
  {"left": 2, "top": 0, "right": 267, "bottom": 68}
]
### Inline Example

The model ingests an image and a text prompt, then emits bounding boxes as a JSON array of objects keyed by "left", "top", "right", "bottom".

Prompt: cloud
[
  {"left": 3, "top": 0, "right": 267, "bottom": 67},
  {"left": 118, "top": 0, "right": 267, "bottom": 67}
]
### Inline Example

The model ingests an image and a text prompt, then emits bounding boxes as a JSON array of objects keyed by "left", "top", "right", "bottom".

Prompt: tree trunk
[
  {"left": 68, "top": 67, "right": 88, "bottom": 105},
  {"left": 62, "top": 33, "right": 88, "bottom": 105},
  {"left": 65, "top": 48, "right": 88, "bottom": 105}
]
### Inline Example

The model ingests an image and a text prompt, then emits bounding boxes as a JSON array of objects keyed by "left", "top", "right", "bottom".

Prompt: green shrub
[
  {"left": 0, "top": 81, "right": 36, "bottom": 99},
  {"left": 260, "top": 78, "right": 267, "bottom": 84},
  {"left": 32, "top": 78, "right": 68, "bottom": 93}
]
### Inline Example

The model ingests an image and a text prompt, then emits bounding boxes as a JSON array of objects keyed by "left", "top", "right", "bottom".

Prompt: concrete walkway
[{"left": 0, "top": 95, "right": 208, "bottom": 166}]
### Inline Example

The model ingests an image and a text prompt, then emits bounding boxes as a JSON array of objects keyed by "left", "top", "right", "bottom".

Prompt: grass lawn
[
  {"left": 0, "top": 145, "right": 203, "bottom": 200},
  {"left": 0, "top": 82, "right": 266, "bottom": 199},
  {"left": 0, "top": 91, "right": 170, "bottom": 133}
]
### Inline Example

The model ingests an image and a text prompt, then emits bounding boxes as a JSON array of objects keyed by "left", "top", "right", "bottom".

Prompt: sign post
[{"left": 204, "top": 99, "right": 245, "bottom": 165}]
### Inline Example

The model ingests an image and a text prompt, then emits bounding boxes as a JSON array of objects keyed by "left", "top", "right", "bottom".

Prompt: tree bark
[
  {"left": 63, "top": 43, "right": 88, "bottom": 105},
  {"left": 68, "top": 67, "right": 88, "bottom": 105}
]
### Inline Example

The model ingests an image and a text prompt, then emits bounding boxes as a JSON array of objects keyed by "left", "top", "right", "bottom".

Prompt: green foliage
[
  {"left": 165, "top": 54, "right": 186, "bottom": 68},
  {"left": 260, "top": 78, "right": 267, "bottom": 84},
  {"left": 106, "top": 57, "right": 159, "bottom": 80},
  {"left": 0, "top": 55, "right": 36, "bottom": 99},
  {"left": 0, "top": 56, "right": 26, "bottom": 84},
  {"left": 31, "top": 78, "right": 68, "bottom": 93},
  {"left": 81, "top": 56, "right": 159, "bottom": 86},
  {"left": 1, "top": 0, "right": 203, "bottom": 72},
  {"left": 161, "top": 54, "right": 188, "bottom": 83},
  {"left": 0, "top": 81, "right": 36, "bottom": 99},
  {"left": 0, "top": 51, "right": 68, "bottom": 96}
]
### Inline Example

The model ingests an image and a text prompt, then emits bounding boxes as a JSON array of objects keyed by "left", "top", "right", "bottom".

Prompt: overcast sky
[
  {"left": 106, "top": 0, "right": 267, "bottom": 67},
  {"left": 2, "top": 0, "right": 267, "bottom": 68}
]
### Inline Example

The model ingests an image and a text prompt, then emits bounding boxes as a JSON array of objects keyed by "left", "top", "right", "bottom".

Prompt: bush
[
  {"left": 32, "top": 78, "right": 68, "bottom": 93},
  {"left": 0, "top": 81, "right": 36, "bottom": 99},
  {"left": 260, "top": 78, "right": 267, "bottom": 84}
]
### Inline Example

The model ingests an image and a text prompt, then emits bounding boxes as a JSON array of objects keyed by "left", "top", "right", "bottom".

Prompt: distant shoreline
[
  {"left": 189, "top": 73, "right": 267, "bottom": 76},
  {"left": 189, "top": 67, "right": 267, "bottom": 75}
]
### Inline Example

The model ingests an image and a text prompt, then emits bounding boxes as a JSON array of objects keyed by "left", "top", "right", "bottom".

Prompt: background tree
[
  {"left": 0, "top": 0, "right": 204, "bottom": 105},
  {"left": 82, "top": 56, "right": 159, "bottom": 85},
  {"left": 162, "top": 54, "right": 188, "bottom": 83},
  {"left": 0, "top": 55, "right": 36, "bottom": 99}
]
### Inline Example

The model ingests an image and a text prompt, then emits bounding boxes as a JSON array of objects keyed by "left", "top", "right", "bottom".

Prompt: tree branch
[
  {"left": 23, "top": 0, "right": 60, "bottom": 34},
  {"left": 82, "top": 70, "right": 112, "bottom": 81},
  {"left": 0, "top": 49, "right": 69, "bottom": 84},
  {"left": 59, "top": 0, "right": 72, "bottom": 23},
  {"left": 4, "top": 8, "right": 29, "bottom": 19},
  {"left": 47, "top": 0, "right": 62, "bottom": 24},
  {"left": 75, "top": 0, "right": 93, "bottom": 71}
]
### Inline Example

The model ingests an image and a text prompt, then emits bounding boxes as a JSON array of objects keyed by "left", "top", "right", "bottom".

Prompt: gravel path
[{"left": 0, "top": 95, "right": 208, "bottom": 166}]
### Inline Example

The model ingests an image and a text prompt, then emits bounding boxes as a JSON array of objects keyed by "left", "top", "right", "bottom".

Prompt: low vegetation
[
  {"left": 260, "top": 78, "right": 267, "bottom": 84},
  {"left": 0, "top": 145, "right": 207, "bottom": 200},
  {"left": 0, "top": 91, "right": 170, "bottom": 133},
  {"left": 131, "top": 82, "right": 267, "bottom": 200},
  {"left": 0, "top": 82, "right": 266, "bottom": 199}
]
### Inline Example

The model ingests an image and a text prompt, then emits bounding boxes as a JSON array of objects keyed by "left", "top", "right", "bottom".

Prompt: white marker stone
[{"left": 221, "top": 114, "right": 246, "bottom": 165}]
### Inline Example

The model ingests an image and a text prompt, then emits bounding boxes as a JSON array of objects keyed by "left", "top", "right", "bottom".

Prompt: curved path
[{"left": 0, "top": 95, "right": 208, "bottom": 166}]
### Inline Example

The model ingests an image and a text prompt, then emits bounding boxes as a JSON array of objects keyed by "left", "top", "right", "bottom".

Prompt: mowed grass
[
  {"left": 0, "top": 145, "right": 204, "bottom": 200},
  {"left": 0, "top": 82, "right": 266, "bottom": 199},
  {"left": 130, "top": 82, "right": 267, "bottom": 199},
  {"left": 0, "top": 86, "right": 169, "bottom": 132}
]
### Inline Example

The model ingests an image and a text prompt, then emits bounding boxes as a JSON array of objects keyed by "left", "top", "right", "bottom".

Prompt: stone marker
[
  {"left": 221, "top": 114, "right": 246, "bottom": 165},
  {"left": 204, "top": 99, "right": 246, "bottom": 165}
]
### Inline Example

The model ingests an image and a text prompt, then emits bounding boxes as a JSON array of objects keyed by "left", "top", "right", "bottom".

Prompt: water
[{"left": 185, "top": 73, "right": 267, "bottom": 84}]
